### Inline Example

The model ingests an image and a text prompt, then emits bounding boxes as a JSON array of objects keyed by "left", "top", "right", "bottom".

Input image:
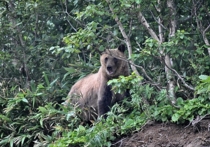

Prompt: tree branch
[
  {"left": 137, "top": 7, "right": 161, "bottom": 43},
  {"left": 162, "top": 58, "right": 194, "bottom": 91},
  {"left": 202, "top": 24, "right": 210, "bottom": 55},
  {"left": 193, "top": 0, "right": 210, "bottom": 56},
  {"left": 108, "top": 53, "right": 161, "bottom": 91},
  {"left": 106, "top": 0, "right": 140, "bottom": 76},
  {"left": 149, "top": 10, "right": 167, "bottom": 30}
]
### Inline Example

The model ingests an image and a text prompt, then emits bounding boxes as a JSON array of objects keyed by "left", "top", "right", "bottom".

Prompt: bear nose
[
  {"left": 107, "top": 66, "right": 114, "bottom": 73},
  {"left": 107, "top": 66, "right": 112, "bottom": 71}
]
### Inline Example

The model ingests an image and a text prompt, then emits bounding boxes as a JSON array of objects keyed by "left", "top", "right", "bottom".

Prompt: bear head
[{"left": 100, "top": 45, "right": 129, "bottom": 79}]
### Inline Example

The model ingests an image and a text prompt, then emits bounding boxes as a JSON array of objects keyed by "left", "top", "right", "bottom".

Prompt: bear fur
[{"left": 65, "top": 45, "right": 130, "bottom": 121}]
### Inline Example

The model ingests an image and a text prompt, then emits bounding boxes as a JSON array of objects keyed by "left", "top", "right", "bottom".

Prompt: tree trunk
[
  {"left": 8, "top": 0, "right": 31, "bottom": 89},
  {"left": 165, "top": 0, "right": 177, "bottom": 104},
  {"left": 138, "top": 1, "right": 177, "bottom": 104}
]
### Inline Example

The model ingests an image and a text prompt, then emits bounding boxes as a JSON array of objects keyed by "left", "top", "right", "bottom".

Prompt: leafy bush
[
  {"left": 49, "top": 73, "right": 147, "bottom": 147},
  {"left": 152, "top": 75, "right": 210, "bottom": 123},
  {"left": 1, "top": 68, "right": 210, "bottom": 146},
  {"left": 0, "top": 74, "right": 71, "bottom": 147},
  {"left": 49, "top": 74, "right": 210, "bottom": 147}
]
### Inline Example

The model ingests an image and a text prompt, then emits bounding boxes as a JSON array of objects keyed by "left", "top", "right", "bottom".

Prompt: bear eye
[
  {"left": 114, "top": 58, "right": 118, "bottom": 63},
  {"left": 105, "top": 57, "right": 108, "bottom": 63}
]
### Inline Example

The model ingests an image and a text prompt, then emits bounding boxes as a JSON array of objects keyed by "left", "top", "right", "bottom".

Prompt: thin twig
[
  {"left": 108, "top": 31, "right": 125, "bottom": 43},
  {"left": 106, "top": 51, "right": 162, "bottom": 91},
  {"left": 128, "top": 19, "right": 133, "bottom": 37},
  {"left": 162, "top": 58, "right": 194, "bottom": 91},
  {"left": 112, "top": 138, "right": 126, "bottom": 147},
  {"left": 185, "top": 114, "right": 208, "bottom": 128},
  {"left": 149, "top": 10, "right": 167, "bottom": 30},
  {"left": 203, "top": 24, "right": 210, "bottom": 36}
]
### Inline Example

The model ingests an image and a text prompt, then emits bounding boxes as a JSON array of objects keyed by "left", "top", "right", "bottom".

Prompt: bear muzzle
[{"left": 106, "top": 66, "right": 115, "bottom": 75}]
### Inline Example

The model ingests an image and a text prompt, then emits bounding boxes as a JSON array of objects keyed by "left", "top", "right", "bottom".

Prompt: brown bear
[{"left": 65, "top": 44, "right": 130, "bottom": 121}]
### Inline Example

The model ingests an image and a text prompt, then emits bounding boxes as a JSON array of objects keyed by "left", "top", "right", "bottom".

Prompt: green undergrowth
[
  {"left": 49, "top": 109, "right": 147, "bottom": 147},
  {"left": 0, "top": 74, "right": 210, "bottom": 147},
  {"left": 49, "top": 74, "right": 210, "bottom": 147}
]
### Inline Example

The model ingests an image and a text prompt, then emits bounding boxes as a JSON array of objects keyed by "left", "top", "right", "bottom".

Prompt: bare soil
[{"left": 113, "top": 120, "right": 210, "bottom": 147}]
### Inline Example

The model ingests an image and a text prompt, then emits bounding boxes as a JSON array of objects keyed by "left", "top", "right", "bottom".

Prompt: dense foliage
[{"left": 0, "top": 0, "right": 210, "bottom": 146}]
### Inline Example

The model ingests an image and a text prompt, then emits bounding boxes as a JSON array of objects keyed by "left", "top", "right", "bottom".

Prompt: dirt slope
[{"left": 113, "top": 120, "right": 210, "bottom": 147}]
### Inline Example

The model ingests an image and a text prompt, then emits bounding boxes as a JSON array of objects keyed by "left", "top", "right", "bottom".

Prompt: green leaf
[
  {"left": 40, "top": 118, "right": 44, "bottom": 128},
  {"left": 124, "top": 4, "right": 131, "bottom": 7},
  {"left": 35, "top": 93, "right": 43, "bottom": 96},
  {"left": 21, "top": 135, "right": 27, "bottom": 146},
  {"left": 77, "top": 125, "right": 86, "bottom": 133},
  {"left": 0, "top": 114, "right": 11, "bottom": 122},
  {"left": 50, "top": 77, "right": 59, "bottom": 86},
  {"left": 22, "top": 98, "right": 28, "bottom": 103},
  {"left": 63, "top": 67, "right": 76, "bottom": 74},
  {"left": 38, "top": 106, "right": 47, "bottom": 113},
  {"left": 172, "top": 113, "right": 180, "bottom": 122},
  {"left": 197, "top": 88, "right": 208, "bottom": 94},
  {"left": 199, "top": 75, "right": 208, "bottom": 80},
  {"left": 135, "top": 0, "right": 142, "bottom": 4},
  {"left": 176, "top": 97, "right": 184, "bottom": 106}
]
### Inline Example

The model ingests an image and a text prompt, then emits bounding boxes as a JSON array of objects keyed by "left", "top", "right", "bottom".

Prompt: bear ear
[{"left": 118, "top": 44, "right": 126, "bottom": 53}]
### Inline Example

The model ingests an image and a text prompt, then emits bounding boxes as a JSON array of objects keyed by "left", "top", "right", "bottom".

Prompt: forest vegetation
[{"left": 0, "top": 0, "right": 210, "bottom": 146}]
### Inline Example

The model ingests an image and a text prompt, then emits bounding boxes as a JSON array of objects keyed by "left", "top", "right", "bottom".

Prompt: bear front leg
[{"left": 98, "top": 85, "right": 112, "bottom": 118}]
